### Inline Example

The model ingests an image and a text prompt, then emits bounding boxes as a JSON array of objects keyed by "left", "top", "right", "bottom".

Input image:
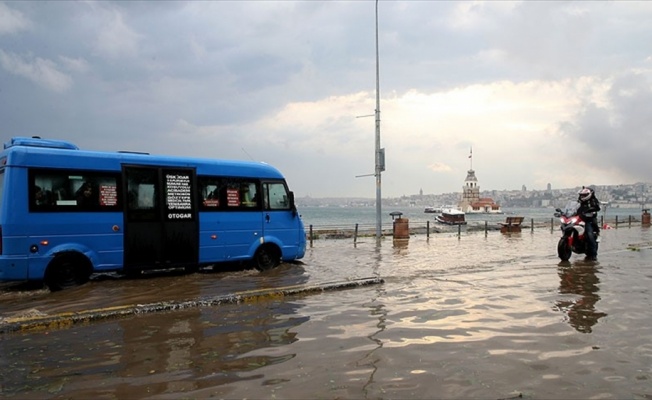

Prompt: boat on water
[
  {"left": 435, "top": 208, "right": 467, "bottom": 225},
  {"left": 424, "top": 204, "right": 456, "bottom": 214},
  {"left": 465, "top": 207, "right": 504, "bottom": 215}
]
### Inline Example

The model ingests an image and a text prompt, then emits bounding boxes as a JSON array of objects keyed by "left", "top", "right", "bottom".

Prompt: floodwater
[{"left": 1, "top": 226, "right": 652, "bottom": 399}]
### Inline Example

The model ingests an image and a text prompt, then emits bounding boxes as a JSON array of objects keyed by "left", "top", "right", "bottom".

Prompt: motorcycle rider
[{"left": 577, "top": 186, "right": 601, "bottom": 261}]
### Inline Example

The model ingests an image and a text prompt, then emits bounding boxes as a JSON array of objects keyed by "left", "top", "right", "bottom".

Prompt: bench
[{"left": 499, "top": 216, "right": 524, "bottom": 233}]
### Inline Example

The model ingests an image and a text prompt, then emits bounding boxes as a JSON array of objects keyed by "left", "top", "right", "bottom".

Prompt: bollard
[
  {"left": 531, "top": 218, "right": 534, "bottom": 233},
  {"left": 354, "top": 223, "right": 359, "bottom": 244},
  {"left": 309, "top": 224, "right": 313, "bottom": 247},
  {"left": 551, "top": 218, "right": 554, "bottom": 234},
  {"left": 426, "top": 220, "right": 430, "bottom": 239},
  {"left": 485, "top": 220, "right": 488, "bottom": 237},
  {"left": 629, "top": 215, "right": 632, "bottom": 228},
  {"left": 457, "top": 223, "right": 461, "bottom": 238},
  {"left": 615, "top": 215, "right": 618, "bottom": 228}
]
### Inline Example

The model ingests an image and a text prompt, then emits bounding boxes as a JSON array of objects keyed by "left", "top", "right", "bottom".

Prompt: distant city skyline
[{"left": 299, "top": 181, "right": 652, "bottom": 208}]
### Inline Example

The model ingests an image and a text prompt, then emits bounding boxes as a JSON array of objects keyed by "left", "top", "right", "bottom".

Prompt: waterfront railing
[{"left": 305, "top": 214, "right": 649, "bottom": 245}]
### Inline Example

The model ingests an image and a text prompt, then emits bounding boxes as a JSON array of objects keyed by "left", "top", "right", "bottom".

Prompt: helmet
[{"left": 578, "top": 187, "right": 592, "bottom": 202}]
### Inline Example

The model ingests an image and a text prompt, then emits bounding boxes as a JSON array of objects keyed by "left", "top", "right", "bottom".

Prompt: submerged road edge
[{"left": 0, "top": 277, "right": 384, "bottom": 334}]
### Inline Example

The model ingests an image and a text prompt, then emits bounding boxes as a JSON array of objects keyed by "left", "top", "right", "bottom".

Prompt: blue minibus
[{"left": 0, "top": 137, "right": 306, "bottom": 290}]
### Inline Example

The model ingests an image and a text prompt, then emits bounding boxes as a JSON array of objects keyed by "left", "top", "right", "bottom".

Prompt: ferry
[
  {"left": 435, "top": 208, "right": 467, "bottom": 225},
  {"left": 424, "top": 204, "right": 456, "bottom": 214}
]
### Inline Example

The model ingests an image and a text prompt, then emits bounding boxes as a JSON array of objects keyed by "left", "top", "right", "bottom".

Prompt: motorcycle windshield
[{"left": 562, "top": 200, "right": 580, "bottom": 217}]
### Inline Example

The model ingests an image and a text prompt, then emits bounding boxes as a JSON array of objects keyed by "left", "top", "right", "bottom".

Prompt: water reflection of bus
[
  {"left": 0, "top": 298, "right": 310, "bottom": 398},
  {"left": 0, "top": 137, "right": 306, "bottom": 290}
]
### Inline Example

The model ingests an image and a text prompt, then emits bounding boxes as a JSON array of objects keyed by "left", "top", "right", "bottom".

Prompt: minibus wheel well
[
  {"left": 44, "top": 252, "right": 93, "bottom": 291},
  {"left": 252, "top": 243, "right": 281, "bottom": 271}
]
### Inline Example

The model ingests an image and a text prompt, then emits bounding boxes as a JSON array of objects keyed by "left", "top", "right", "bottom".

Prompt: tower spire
[{"left": 469, "top": 146, "right": 473, "bottom": 170}]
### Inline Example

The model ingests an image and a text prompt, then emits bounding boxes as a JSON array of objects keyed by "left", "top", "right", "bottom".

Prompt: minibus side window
[
  {"left": 29, "top": 170, "right": 120, "bottom": 212},
  {"left": 198, "top": 176, "right": 260, "bottom": 211}
]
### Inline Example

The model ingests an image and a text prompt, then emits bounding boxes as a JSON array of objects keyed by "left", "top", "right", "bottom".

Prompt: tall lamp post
[{"left": 374, "top": 0, "right": 384, "bottom": 239}]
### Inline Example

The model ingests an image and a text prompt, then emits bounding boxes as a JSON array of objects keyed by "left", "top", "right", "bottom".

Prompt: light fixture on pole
[{"left": 354, "top": 0, "right": 384, "bottom": 239}]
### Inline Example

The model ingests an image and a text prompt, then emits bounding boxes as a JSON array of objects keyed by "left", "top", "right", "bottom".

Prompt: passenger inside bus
[
  {"left": 206, "top": 187, "right": 219, "bottom": 200},
  {"left": 34, "top": 185, "right": 53, "bottom": 206},
  {"left": 202, "top": 186, "right": 220, "bottom": 207},
  {"left": 241, "top": 183, "right": 258, "bottom": 207},
  {"left": 75, "top": 181, "right": 96, "bottom": 208}
]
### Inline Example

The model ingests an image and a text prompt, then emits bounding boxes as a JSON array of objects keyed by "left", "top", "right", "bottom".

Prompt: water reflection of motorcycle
[
  {"left": 554, "top": 200, "right": 599, "bottom": 261},
  {"left": 555, "top": 263, "right": 607, "bottom": 333}
]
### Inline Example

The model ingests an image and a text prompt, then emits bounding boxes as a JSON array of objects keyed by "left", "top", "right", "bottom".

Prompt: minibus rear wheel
[
  {"left": 45, "top": 253, "right": 92, "bottom": 291},
  {"left": 253, "top": 245, "right": 281, "bottom": 271}
]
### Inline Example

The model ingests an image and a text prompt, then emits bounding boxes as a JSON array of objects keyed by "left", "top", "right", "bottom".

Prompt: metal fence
[{"left": 306, "top": 213, "right": 651, "bottom": 246}]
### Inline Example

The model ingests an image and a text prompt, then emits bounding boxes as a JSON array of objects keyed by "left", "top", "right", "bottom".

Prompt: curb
[{"left": 0, "top": 277, "right": 384, "bottom": 334}]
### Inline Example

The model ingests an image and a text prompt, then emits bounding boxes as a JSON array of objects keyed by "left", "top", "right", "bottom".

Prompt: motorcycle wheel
[{"left": 557, "top": 237, "right": 572, "bottom": 261}]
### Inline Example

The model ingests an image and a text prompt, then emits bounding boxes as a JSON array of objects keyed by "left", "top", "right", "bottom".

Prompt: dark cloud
[
  {"left": 564, "top": 72, "right": 652, "bottom": 182},
  {"left": 1, "top": 1, "right": 651, "bottom": 197}
]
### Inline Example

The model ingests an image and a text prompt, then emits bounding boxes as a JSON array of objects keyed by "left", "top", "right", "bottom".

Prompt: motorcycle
[{"left": 554, "top": 200, "right": 599, "bottom": 261}]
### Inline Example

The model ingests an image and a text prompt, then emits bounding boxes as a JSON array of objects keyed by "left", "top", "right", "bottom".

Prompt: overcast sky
[{"left": 1, "top": 1, "right": 651, "bottom": 198}]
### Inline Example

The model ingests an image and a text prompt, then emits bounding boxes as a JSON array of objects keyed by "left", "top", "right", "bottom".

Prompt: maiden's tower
[{"left": 458, "top": 148, "right": 502, "bottom": 214}]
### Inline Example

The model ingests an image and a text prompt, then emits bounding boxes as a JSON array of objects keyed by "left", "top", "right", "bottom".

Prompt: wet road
[{"left": 1, "top": 226, "right": 652, "bottom": 399}]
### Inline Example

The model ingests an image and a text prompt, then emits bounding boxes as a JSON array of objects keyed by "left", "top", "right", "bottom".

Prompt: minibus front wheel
[
  {"left": 44, "top": 252, "right": 92, "bottom": 291},
  {"left": 252, "top": 244, "right": 281, "bottom": 271}
]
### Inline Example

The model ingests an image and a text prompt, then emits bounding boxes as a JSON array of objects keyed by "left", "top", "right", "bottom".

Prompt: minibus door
[{"left": 123, "top": 166, "right": 199, "bottom": 271}]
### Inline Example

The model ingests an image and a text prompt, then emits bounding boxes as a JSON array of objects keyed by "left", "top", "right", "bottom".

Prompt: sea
[{"left": 297, "top": 204, "right": 645, "bottom": 230}]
